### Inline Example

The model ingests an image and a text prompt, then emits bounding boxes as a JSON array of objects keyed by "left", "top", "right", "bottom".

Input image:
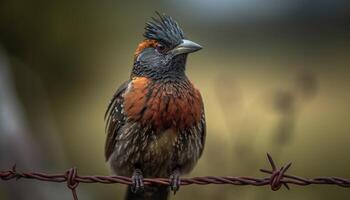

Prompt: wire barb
[
  {"left": 65, "top": 167, "right": 79, "bottom": 200},
  {"left": 259, "top": 153, "right": 292, "bottom": 190},
  {"left": 1, "top": 153, "right": 350, "bottom": 200}
]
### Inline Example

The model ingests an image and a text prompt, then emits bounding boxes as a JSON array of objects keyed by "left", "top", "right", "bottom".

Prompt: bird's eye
[{"left": 156, "top": 43, "right": 166, "bottom": 53}]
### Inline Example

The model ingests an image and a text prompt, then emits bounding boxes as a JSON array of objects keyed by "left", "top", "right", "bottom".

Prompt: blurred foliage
[{"left": 1, "top": 1, "right": 350, "bottom": 199}]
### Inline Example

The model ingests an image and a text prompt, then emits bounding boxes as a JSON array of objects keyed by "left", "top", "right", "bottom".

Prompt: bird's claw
[
  {"left": 169, "top": 169, "right": 181, "bottom": 194},
  {"left": 131, "top": 169, "right": 144, "bottom": 193}
]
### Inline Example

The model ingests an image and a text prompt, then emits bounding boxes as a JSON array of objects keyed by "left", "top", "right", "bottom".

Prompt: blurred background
[{"left": 0, "top": 0, "right": 350, "bottom": 199}]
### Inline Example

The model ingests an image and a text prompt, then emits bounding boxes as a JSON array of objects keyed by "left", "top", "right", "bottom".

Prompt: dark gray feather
[{"left": 144, "top": 12, "right": 184, "bottom": 47}]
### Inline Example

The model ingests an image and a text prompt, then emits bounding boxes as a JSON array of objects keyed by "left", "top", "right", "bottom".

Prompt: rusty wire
[{"left": 1, "top": 153, "right": 350, "bottom": 200}]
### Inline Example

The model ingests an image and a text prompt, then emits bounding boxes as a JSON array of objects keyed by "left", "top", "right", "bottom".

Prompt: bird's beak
[{"left": 170, "top": 39, "right": 202, "bottom": 56}]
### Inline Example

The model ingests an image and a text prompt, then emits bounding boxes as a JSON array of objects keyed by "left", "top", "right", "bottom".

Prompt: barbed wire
[{"left": 1, "top": 153, "right": 350, "bottom": 200}]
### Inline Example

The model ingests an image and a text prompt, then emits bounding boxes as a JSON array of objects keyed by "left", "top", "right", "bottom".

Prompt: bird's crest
[{"left": 144, "top": 12, "right": 184, "bottom": 47}]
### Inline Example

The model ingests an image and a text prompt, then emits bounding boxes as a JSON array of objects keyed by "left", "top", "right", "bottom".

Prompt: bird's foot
[
  {"left": 131, "top": 168, "right": 144, "bottom": 193},
  {"left": 169, "top": 169, "right": 181, "bottom": 194}
]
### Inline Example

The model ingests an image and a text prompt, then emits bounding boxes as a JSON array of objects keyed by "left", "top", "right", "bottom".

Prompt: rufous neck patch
[{"left": 134, "top": 39, "right": 158, "bottom": 60}]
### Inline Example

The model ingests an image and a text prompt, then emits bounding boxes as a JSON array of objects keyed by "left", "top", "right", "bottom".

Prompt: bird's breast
[{"left": 123, "top": 77, "right": 203, "bottom": 131}]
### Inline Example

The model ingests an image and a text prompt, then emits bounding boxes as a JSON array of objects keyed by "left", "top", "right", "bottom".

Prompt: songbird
[{"left": 105, "top": 12, "right": 206, "bottom": 200}]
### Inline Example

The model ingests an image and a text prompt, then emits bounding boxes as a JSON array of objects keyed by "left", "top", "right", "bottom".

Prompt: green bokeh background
[{"left": 1, "top": 1, "right": 350, "bottom": 199}]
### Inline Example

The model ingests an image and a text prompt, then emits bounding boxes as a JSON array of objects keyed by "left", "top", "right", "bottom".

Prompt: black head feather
[{"left": 144, "top": 12, "right": 184, "bottom": 47}]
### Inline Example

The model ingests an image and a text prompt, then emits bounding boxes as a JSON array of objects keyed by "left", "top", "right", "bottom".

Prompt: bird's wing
[
  {"left": 183, "top": 87, "right": 206, "bottom": 158},
  {"left": 104, "top": 80, "right": 130, "bottom": 161},
  {"left": 198, "top": 95, "right": 206, "bottom": 157}
]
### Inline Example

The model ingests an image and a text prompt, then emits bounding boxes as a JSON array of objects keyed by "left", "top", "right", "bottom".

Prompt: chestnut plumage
[{"left": 105, "top": 12, "right": 205, "bottom": 200}]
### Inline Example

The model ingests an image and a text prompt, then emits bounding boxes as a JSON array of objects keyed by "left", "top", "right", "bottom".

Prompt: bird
[{"left": 105, "top": 12, "right": 206, "bottom": 200}]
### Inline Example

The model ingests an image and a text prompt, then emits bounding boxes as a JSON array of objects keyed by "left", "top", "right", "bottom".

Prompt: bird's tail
[{"left": 125, "top": 184, "right": 169, "bottom": 200}]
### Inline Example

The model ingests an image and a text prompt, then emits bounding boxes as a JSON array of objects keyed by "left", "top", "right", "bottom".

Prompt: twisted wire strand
[{"left": 1, "top": 154, "right": 350, "bottom": 200}]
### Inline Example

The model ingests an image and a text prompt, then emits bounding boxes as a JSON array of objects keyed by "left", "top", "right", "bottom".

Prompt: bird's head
[{"left": 132, "top": 12, "right": 202, "bottom": 80}]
